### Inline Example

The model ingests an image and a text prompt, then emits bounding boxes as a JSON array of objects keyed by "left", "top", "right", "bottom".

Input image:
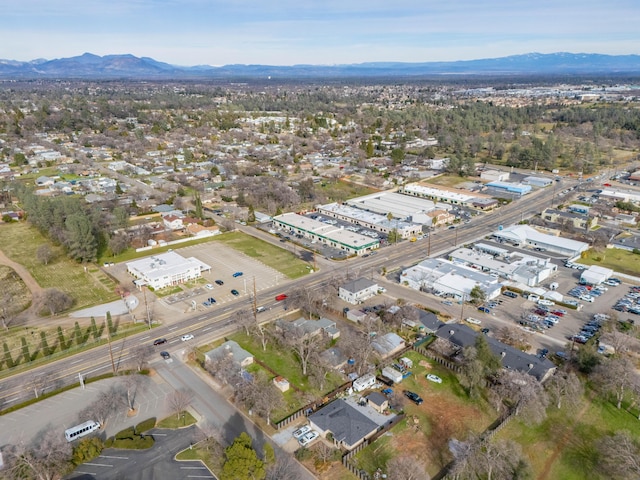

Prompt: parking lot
[{"left": 107, "top": 242, "right": 287, "bottom": 312}]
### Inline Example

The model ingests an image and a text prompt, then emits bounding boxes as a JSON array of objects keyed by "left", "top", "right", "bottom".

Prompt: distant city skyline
[{"left": 2, "top": 0, "right": 639, "bottom": 66}]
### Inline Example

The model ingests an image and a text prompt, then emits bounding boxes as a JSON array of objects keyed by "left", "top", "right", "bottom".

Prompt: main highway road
[{"left": 0, "top": 179, "right": 573, "bottom": 410}]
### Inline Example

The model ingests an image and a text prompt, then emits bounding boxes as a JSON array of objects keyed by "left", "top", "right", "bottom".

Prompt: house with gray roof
[
  {"left": 204, "top": 340, "right": 254, "bottom": 368},
  {"left": 339, "top": 278, "right": 379, "bottom": 305},
  {"left": 308, "top": 399, "right": 380, "bottom": 450},
  {"left": 276, "top": 317, "right": 340, "bottom": 339},
  {"left": 372, "top": 332, "right": 406, "bottom": 358},
  {"left": 434, "top": 323, "right": 556, "bottom": 382}
]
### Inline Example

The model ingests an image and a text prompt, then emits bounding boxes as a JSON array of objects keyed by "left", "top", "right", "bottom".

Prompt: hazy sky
[{"left": 2, "top": 0, "right": 639, "bottom": 65}]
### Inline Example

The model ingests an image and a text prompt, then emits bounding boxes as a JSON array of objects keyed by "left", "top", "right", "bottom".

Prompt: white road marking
[
  {"left": 202, "top": 327, "right": 211, "bottom": 332},
  {"left": 84, "top": 462, "right": 113, "bottom": 467},
  {"left": 70, "top": 358, "right": 83, "bottom": 365},
  {"left": 168, "top": 326, "right": 179, "bottom": 331},
  {"left": 99, "top": 455, "right": 129, "bottom": 459}
]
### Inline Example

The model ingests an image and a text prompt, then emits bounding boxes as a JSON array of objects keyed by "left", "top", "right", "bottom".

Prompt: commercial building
[
  {"left": 344, "top": 191, "right": 451, "bottom": 224},
  {"left": 599, "top": 189, "right": 640, "bottom": 203},
  {"left": 580, "top": 265, "right": 613, "bottom": 285},
  {"left": 492, "top": 224, "right": 589, "bottom": 257},
  {"left": 399, "top": 183, "right": 496, "bottom": 210},
  {"left": 317, "top": 202, "right": 422, "bottom": 238},
  {"left": 272, "top": 212, "right": 379, "bottom": 256},
  {"left": 485, "top": 181, "right": 532, "bottom": 196},
  {"left": 523, "top": 176, "right": 553, "bottom": 187},
  {"left": 480, "top": 169, "right": 510, "bottom": 182},
  {"left": 449, "top": 246, "right": 557, "bottom": 287},
  {"left": 542, "top": 208, "right": 595, "bottom": 230},
  {"left": 126, "top": 251, "right": 211, "bottom": 290},
  {"left": 401, "top": 258, "right": 503, "bottom": 301}
]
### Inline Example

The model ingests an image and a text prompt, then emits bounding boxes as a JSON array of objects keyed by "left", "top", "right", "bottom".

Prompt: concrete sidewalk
[{"left": 0, "top": 373, "right": 173, "bottom": 448}]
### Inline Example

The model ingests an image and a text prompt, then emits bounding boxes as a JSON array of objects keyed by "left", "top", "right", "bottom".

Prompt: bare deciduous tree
[
  {"left": 386, "top": 455, "right": 430, "bottom": 480},
  {"left": 205, "top": 352, "right": 242, "bottom": 386},
  {"left": 545, "top": 368, "right": 584, "bottom": 409},
  {"left": 3, "top": 429, "right": 73, "bottom": 480},
  {"left": 36, "top": 244, "right": 54, "bottom": 265},
  {"left": 233, "top": 308, "right": 255, "bottom": 336},
  {"left": 450, "top": 433, "right": 532, "bottom": 480},
  {"left": 235, "top": 372, "right": 283, "bottom": 426},
  {"left": 266, "top": 452, "right": 305, "bottom": 480},
  {"left": 119, "top": 373, "right": 146, "bottom": 412},
  {"left": 595, "top": 431, "right": 640, "bottom": 480},
  {"left": 79, "top": 388, "right": 118, "bottom": 427},
  {"left": 591, "top": 356, "right": 639, "bottom": 409},
  {"left": 167, "top": 389, "right": 194, "bottom": 420},
  {"left": 38, "top": 288, "right": 74, "bottom": 316},
  {"left": 599, "top": 329, "right": 636, "bottom": 356},
  {"left": 130, "top": 344, "right": 153, "bottom": 372},
  {"left": 277, "top": 323, "right": 324, "bottom": 376},
  {"left": 490, "top": 370, "right": 549, "bottom": 425}
]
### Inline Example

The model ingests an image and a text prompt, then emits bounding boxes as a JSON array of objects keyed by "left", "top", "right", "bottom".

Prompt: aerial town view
[{"left": 1, "top": 3, "right": 640, "bottom": 480}]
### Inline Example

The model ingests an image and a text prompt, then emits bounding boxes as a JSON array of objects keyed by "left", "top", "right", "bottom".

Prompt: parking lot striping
[
  {"left": 84, "top": 462, "right": 113, "bottom": 467},
  {"left": 186, "top": 476, "right": 214, "bottom": 478},
  {"left": 153, "top": 433, "right": 167, "bottom": 436},
  {"left": 181, "top": 466, "right": 207, "bottom": 469},
  {"left": 99, "top": 455, "right": 129, "bottom": 459}
]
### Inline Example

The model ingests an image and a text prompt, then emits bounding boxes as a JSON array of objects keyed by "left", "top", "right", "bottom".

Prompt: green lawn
[
  {"left": 212, "top": 231, "right": 312, "bottom": 279},
  {"left": 317, "top": 179, "right": 379, "bottom": 203},
  {"left": 156, "top": 411, "right": 197, "bottom": 428},
  {"left": 423, "top": 174, "right": 470, "bottom": 188},
  {"left": 580, "top": 248, "right": 640, "bottom": 277},
  {"left": 497, "top": 392, "right": 640, "bottom": 480},
  {"left": 0, "top": 222, "right": 119, "bottom": 310}
]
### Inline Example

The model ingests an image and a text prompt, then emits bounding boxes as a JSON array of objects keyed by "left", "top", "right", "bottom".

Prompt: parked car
[
  {"left": 153, "top": 338, "right": 167, "bottom": 346},
  {"left": 160, "top": 351, "right": 170, "bottom": 359},
  {"left": 538, "top": 299, "right": 554, "bottom": 306},
  {"left": 205, "top": 283, "right": 214, "bottom": 290},
  {"left": 232, "top": 272, "right": 243, "bottom": 278},
  {"left": 298, "top": 431, "right": 319, "bottom": 447},
  {"left": 579, "top": 295, "right": 595, "bottom": 303},
  {"left": 403, "top": 390, "right": 423, "bottom": 405},
  {"left": 208, "top": 297, "right": 216, "bottom": 304},
  {"left": 181, "top": 334, "right": 194, "bottom": 342},
  {"left": 292, "top": 425, "right": 311, "bottom": 439},
  {"left": 442, "top": 300, "right": 453, "bottom": 306},
  {"left": 502, "top": 290, "right": 518, "bottom": 298},
  {"left": 215, "top": 279, "right": 224, "bottom": 285},
  {"left": 477, "top": 306, "right": 491, "bottom": 313},
  {"left": 426, "top": 374, "right": 442, "bottom": 384},
  {"left": 465, "top": 317, "right": 482, "bottom": 325},
  {"left": 231, "top": 289, "right": 239, "bottom": 296}
]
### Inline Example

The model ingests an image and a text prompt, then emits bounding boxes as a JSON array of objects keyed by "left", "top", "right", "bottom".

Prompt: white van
[
  {"left": 256, "top": 306, "right": 267, "bottom": 313},
  {"left": 527, "top": 294, "right": 541, "bottom": 302}
]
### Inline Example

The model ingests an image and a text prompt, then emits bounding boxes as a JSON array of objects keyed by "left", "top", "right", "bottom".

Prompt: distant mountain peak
[{"left": 0, "top": 52, "right": 639, "bottom": 79}]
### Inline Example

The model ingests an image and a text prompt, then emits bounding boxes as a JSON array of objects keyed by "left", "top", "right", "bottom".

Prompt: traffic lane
[{"left": 67, "top": 426, "right": 213, "bottom": 480}]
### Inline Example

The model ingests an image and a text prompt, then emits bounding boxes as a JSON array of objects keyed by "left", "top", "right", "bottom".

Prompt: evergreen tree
[{"left": 221, "top": 432, "right": 266, "bottom": 480}]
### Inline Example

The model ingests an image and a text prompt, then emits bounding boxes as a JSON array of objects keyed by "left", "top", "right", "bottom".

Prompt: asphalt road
[{"left": 0, "top": 179, "right": 572, "bottom": 410}]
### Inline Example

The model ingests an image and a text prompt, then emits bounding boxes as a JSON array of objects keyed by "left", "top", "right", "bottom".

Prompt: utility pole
[
  {"left": 106, "top": 323, "right": 116, "bottom": 374},
  {"left": 428, "top": 229, "right": 432, "bottom": 256},
  {"left": 143, "top": 286, "right": 151, "bottom": 329},
  {"left": 252, "top": 277, "right": 257, "bottom": 322}
]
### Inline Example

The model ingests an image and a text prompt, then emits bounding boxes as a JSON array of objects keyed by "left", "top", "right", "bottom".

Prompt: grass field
[
  {"left": 497, "top": 392, "right": 640, "bottom": 480},
  {"left": 0, "top": 222, "right": 119, "bottom": 310},
  {"left": 423, "top": 174, "right": 469, "bottom": 188},
  {"left": 580, "top": 248, "right": 640, "bottom": 277},
  {"left": 156, "top": 411, "right": 197, "bottom": 429},
  {"left": 212, "top": 231, "right": 312, "bottom": 279},
  {"left": 318, "top": 179, "right": 379, "bottom": 202}
]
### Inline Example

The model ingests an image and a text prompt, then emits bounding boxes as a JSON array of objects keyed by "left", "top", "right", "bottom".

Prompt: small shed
[
  {"left": 399, "top": 357, "right": 413, "bottom": 369},
  {"left": 273, "top": 376, "right": 290, "bottom": 392},
  {"left": 366, "top": 392, "right": 389, "bottom": 413},
  {"left": 381, "top": 366, "right": 403, "bottom": 384}
]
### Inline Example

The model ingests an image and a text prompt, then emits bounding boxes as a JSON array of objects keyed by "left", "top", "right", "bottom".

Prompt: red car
[
  {"left": 275, "top": 294, "right": 288, "bottom": 301},
  {"left": 551, "top": 310, "right": 565, "bottom": 317}
]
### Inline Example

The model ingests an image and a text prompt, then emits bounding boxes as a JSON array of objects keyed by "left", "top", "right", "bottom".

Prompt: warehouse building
[
  {"left": 273, "top": 212, "right": 379, "bottom": 256},
  {"left": 492, "top": 224, "right": 589, "bottom": 257}
]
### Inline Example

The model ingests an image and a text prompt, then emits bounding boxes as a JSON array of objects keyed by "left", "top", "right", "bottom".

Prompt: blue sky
[{"left": 2, "top": 0, "right": 639, "bottom": 65}]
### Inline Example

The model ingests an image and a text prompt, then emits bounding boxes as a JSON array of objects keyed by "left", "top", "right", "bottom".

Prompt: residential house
[
  {"left": 308, "top": 399, "right": 379, "bottom": 450},
  {"left": 162, "top": 214, "right": 185, "bottom": 231},
  {"left": 366, "top": 392, "right": 389, "bottom": 413},
  {"left": 204, "top": 340, "right": 254, "bottom": 368},
  {"left": 339, "top": 278, "right": 379, "bottom": 305},
  {"left": 434, "top": 323, "right": 556, "bottom": 382},
  {"left": 372, "top": 332, "right": 406, "bottom": 359}
]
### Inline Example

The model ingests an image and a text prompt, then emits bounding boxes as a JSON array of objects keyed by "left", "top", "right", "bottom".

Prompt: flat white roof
[
  {"left": 345, "top": 191, "right": 439, "bottom": 219},
  {"left": 402, "top": 183, "right": 476, "bottom": 202},
  {"left": 319, "top": 202, "right": 416, "bottom": 230},
  {"left": 494, "top": 225, "right": 588, "bottom": 252},
  {"left": 274, "top": 212, "right": 379, "bottom": 249},
  {"left": 126, "top": 251, "right": 210, "bottom": 282}
]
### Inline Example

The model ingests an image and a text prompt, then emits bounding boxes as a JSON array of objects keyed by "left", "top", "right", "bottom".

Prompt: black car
[
  {"left": 160, "top": 351, "right": 170, "bottom": 359},
  {"left": 153, "top": 338, "right": 167, "bottom": 346},
  {"left": 403, "top": 390, "right": 423, "bottom": 405},
  {"left": 231, "top": 289, "right": 239, "bottom": 296},
  {"left": 215, "top": 279, "right": 224, "bottom": 285}
]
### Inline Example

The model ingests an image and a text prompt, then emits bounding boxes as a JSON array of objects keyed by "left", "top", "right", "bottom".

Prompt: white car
[
  {"left": 298, "top": 431, "right": 319, "bottom": 447},
  {"left": 205, "top": 283, "right": 214, "bottom": 290},
  {"left": 579, "top": 295, "right": 595, "bottom": 303},
  {"left": 426, "top": 374, "right": 442, "bottom": 384},
  {"left": 537, "top": 299, "right": 554, "bottom": 306},
  {"left": 465, "top": 317, "right": 482, "bottom": 325},
  {"left": 292, "top": 425, "right": 311, "bottom": 439},
  {"left": 181, "top": 334, "right": 195, "bottom": 341}
]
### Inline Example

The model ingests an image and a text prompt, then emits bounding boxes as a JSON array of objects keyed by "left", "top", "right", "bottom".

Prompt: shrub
[
  {"left": 73, "top": 437, "right": 104, "bottom": 465},
  {"left": 136, "top": 417, "right": 156, "bottom": 433}
]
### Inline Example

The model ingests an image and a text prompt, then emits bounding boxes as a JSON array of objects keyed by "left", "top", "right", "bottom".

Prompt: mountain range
[{"left": 1, "top": 52, "right": 640, "bottom": 79}]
